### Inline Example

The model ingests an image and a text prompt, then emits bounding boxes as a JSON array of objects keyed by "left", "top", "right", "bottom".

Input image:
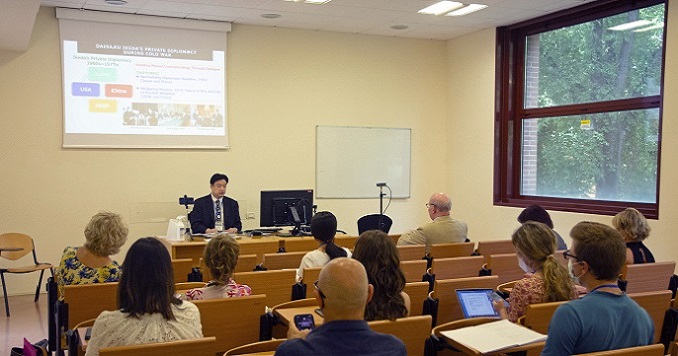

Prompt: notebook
[{"left": 455, "top": 288, "right": 502, "bottom": 318}]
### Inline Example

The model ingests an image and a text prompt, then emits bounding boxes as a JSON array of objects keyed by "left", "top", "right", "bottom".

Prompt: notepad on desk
[{"left": 440, "top": 319, "right": 546, "bottom": 354}]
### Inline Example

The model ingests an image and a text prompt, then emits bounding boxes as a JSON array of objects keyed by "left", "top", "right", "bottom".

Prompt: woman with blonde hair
[
  {"left": 55, "top": 211, "right": 128, "bottom": 299},
  {"left": 494, "top": 221, "right": 577, "bottom": 322},
  {"left": 612, "top": 208, "right": 654, "bottom": 264},
  {"left": 184, "top": 234, "right": 251, "bottom": 300}
]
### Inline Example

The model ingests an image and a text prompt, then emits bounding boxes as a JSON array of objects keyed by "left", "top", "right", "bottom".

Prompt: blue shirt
[
  {"left": 275, "top": 320, "right": 407, "bottom": 356},
  {"left": 541, "top": 291, "right": 654, "bottom": 356}
]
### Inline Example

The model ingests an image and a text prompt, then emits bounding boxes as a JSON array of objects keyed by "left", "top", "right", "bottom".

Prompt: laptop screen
[{"left": 455, "top": 288, "right": 501, "bottom": 318}]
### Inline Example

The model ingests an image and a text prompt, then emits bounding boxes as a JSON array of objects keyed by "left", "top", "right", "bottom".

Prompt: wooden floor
[{"left": 0, "top": 294, "right": 50, "bottom": 353}]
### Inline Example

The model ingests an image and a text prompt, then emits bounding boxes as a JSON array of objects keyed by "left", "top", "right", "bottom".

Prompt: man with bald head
[
  {"left": 397, "top": 192, "right": 468, "bottom": 253},
  {"left": 275, "top": 258, "right": 406, "bottom": 356}
]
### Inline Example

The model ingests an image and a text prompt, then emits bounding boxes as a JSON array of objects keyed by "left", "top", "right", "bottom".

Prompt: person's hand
[
  {"left": 205, "top": 228, "right": 217, "bottom": 234},
  {"left": 286, "top": 322, "right": 312, "bottom": 340},
  {"left": 492, "top": 300, "right": 508, "bottom": 319},
  {"left": 226, "top": 227, "right": 238, "bottom": 234}
]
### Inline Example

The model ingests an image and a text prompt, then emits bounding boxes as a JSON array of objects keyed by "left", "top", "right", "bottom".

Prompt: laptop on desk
[{"left": 456, "top": 288, "right": 503, "bottom": 318}]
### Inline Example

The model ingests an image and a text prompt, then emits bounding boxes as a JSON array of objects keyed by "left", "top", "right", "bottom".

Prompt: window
[{"left": 494, "top": 0, "right": 666, "bottom": 218}]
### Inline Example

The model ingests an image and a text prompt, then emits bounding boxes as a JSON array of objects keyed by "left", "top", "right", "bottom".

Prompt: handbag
[{"left": 10, "top": 338, "right": 48, "bottom": 356}]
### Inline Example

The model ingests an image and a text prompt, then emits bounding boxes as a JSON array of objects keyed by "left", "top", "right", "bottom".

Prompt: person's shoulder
[
  {"left": 194, "top": 194, "right": 211, "bottom": 203},
  {"left": 61, "top": 245, "right": 77, "bottom": 256},
  {"left": 275, "top": 338, "right": 313, "bottom": 355},
  {"left": 371, "top": 331, "right": 407, "bottom": 350},
  {"left": 223, "top": 196, "right": 238, "bottom": 204}
]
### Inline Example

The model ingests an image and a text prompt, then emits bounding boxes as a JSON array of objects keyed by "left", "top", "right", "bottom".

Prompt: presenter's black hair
[
  {"left": 210, "top": 173, "right": 229, "bottom": 185},
  {"left": 311, "top": 211, "right": 347, "bottom": 260},
  {"left": 118, "top": 237, "right": 181, "bottom": 320}
]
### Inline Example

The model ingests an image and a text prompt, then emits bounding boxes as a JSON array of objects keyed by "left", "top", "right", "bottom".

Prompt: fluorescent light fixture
[
  {"left": 418, "top": 1, "right": 464, "bottom": 16},
  {"left": 105, "top": 0, "right": 127, "bottom": 4},
  {"left": 446, "top": 4, "right": 488, "bottom": 16},
  {"left": 284, "top": 0, "right": 331, "bottom": 3},
  {"left": 608, "top": 20, "right": 652, "bottom": 31},
  {"left": 633, "top": 23, "right": 664, "bottom": 32}
]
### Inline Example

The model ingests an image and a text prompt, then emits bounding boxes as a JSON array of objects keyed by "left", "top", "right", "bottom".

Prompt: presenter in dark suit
[{"left": 190, "top": 173, "right": 242, "bottom": 234}]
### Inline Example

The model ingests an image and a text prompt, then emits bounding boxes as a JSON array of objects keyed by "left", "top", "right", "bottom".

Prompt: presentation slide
[{"left": 63, "top": 41, "right": 224, "bottom": 136}]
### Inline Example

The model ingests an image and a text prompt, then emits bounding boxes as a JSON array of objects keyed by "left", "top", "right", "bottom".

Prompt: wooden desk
[
  {"left": 0, "top": 247, "right": 23, "bottom": 252},
  {"left": 273, "top": 306, "right": 324, "bottom": 327}
]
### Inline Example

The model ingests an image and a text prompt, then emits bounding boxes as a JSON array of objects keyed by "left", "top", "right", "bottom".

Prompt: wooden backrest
[
  {"left": 403, "top": 282, "right": 430, "bottom": 316},
  {"left": 192, "top": 294, "right": 266, "bottom": 354},
  {"left": 522, "top": 300, "right": 567, "bottom": 334},
  {"left": 302, "top": 267, "right": 323, "bottom": 298},
  {"left": 0, "top": 233, "right": 35, "bottom": 260},
  {"left": 486, "top": 253, "right": 525, "bottom": 285},
  {"left": 389, "top": 234, "right": 401, "bottom": 245},
  {"left": 234, "top": 269, "right": 297, "bottom": 307},
  {"left": 64, "top": 283, "right": 119, "bottom": 329},
  {"left": 335, "top": 235, "right": 357, "bottom": 249},
  {"left": 175, "top": 282, "right": 207, "bottom": 291},
  {"left": 225, "top": 339, "right": 286, "bottom": 356},
  {"left": 433, "top": 275, "right": 500, "bottom": 325},
  {"left": 628, "top": 290, "right": 672, "bottom": 343},
  {"left": 234, "top": 254, "right": 258, "bottom": 273},
  {"left": 397, "top": 245, "right": 426, "bottom": 261},
  {"left": 401, "top": 260, "right": 428, "bottom": 283},
  {"left": 262, "top": 251, "right": 306, "bottom": 270},
  {"left": 429, "top": 242, "right": 475, "bottom": 259},
  {"left": 99, "top": 336, "right": 217, "bottom": 356},
  {"left": 431, "top": 256, "right": 485, "bottom": 280},
  {"left": 622, "top": 261, "right": 676, "bottom": 294},
  {"left": 282, "top": 238, "right": 319, "bottom": 252},
  {"left": 172, "top": 258, "right": 193, "bottom": 283},
  {"left": 238, "top": 240, "right": 280, "bottom": 263},
  {"left": 368, "top": 315, "right": 432, "bottom": 356},
  {"left": 672, "top": 341, "right": 678, "bottom": 356},
  {"left": 476, "top": 240, "right": 514, "bottom": 258},
  {"left": 572, "top": 343, "right": 664, "bottom": 356}
]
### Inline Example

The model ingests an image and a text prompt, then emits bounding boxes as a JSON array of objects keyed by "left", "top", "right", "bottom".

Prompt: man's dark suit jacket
[{"left": 190, "top": 194, "right": 242, "bottom": 233}]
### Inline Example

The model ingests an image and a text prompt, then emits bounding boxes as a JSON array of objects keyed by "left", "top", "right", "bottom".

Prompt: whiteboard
[{"left": 316, "top": 126, "right": 411, "bottom": 199}]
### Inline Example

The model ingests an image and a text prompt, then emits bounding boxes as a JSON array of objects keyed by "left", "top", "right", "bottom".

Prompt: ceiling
[{"left": 1, "top": 0, "right": 594, "bottom": 54}]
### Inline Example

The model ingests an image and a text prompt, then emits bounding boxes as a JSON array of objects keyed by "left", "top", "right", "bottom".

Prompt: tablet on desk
[{"left": 456, "top": 288, "right": 502, "bottom": 318}]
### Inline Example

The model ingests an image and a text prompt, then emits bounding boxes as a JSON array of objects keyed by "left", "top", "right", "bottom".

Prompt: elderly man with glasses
[
  {"left": 542, "top": 221, "right": 654, "bottom": 355},
  {"left": 275, "top": 258, "right": 406, "bottom": 356},
  {"left": 396, "top": 192, "right": 468, "bottom": 253}
]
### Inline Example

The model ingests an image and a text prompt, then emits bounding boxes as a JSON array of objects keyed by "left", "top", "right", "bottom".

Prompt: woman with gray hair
[
  {"left": 55, "top": 211, "right": 128, "bottom": 299},
  {"left": 612, "top": 208, "right": 655, "bottom": 264}
]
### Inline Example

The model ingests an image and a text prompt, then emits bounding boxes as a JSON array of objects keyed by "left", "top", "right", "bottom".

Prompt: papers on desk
[{"left": 440, "top": 319, "right": 547, "bottom": 354}]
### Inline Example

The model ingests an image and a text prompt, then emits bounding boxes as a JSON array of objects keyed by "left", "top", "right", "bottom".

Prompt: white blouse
[
  {"left": 297, "top": 247, "right": 352, "bottom": 278},
  {"left": 84, "top": 301, "right": 203, "bottom": 356}
]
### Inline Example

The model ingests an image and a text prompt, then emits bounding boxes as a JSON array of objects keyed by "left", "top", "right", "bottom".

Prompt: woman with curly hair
[
  {"left": 352, "top": 230, "right": 410, "bottom": 321},
  {"left": 612, "top": 208, "right": 655, "bottom": 264},
  {"left": 184, "top": 234, "right": 251, "bottom": 300},
  {"left": 494, "top": 221, "right": 577, "bottom": 322}
]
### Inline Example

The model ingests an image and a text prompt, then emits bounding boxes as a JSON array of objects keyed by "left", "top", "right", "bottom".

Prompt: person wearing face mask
[
  {"left": 541, "top": 222, "right": 654, "bottom": 355},
  {"left": 492, "top": 222, "right": 577, "bottom": 322}
]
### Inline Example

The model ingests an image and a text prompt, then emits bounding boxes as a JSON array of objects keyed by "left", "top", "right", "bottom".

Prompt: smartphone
[
  {"left": 489, "top": 291, "right": 510, "bottom": 308},
  {"left": 294, "top": 313, "right": 315, "bottom": 330},
  {"left": 84, "top": 327, "right": 93, "bottom": 341}
]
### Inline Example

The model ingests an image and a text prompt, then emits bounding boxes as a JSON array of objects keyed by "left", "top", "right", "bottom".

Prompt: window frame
[{"left": 493, "top": 0, "right": 666, "bottom": 219}]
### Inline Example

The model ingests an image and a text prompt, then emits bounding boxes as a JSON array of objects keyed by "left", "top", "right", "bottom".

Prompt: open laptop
[{"left": 455, "top": 288, "right": 503, "bottom": 318}]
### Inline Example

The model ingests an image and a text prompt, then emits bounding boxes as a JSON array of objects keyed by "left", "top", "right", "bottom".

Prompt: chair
[
  {"left": 397, "top": 245, "right": 427, "bottom": 261},
  {"left": 620, "top": 261, "right": 676, "bottom": 294},
  {"left": 224, "top": 339, "right": 286, "bottom": 356},
  {"left": 234, "top": 254, "right": 258, "bottom": 273},
  {"left": 301, "top": 267, "right": 322, "bottom": 298},
  {"left": 368, "top": 315, "right": 432, "bottom": 356},
  {"left": 519, "top": 300, "right": 567, "bottom": 333},
  {"left": 0, "top": 232, "right": 54, "bottom": 316},
  {"left": 235, "top": 269, "right": 297, "bottom": 307},
  {"left": 429, "top": 242, "right": 475, "bottom": 259},
  {"left": 432, "top": 275, "right": 500, "bottom": 326},
  {"left": 175, "top": 281, "right": 207, "bottom": 291},
  {"left": 572, "top": 343, "right": 664, "bottom": 356},
  {"left": 334, "top": 235, "right": 358, "bottom": 249},
  {"left": 357, "top": 214, "right": 393, "bottom": 234},
  {"left": 269, "top": 298, "right": 320, "bottom": 338},
  {"left": 628, "top": 290, "right": 673, "bottom": 343},
  {"left": 193, "top": 295, "right": 267, "bottom": 355},
  {"left": 672, "top": 341, "right": 678, "bottom": 356},
  {"left": 99, "top": 336, "right": 217, "bottom": 356},
  {"left": 171, "top": 258, "right": 194, "bottom": 283},
  {"left": 401, "top": 260, "right": 428, "bottom": 283},
  {"left": 430, "top": 256, "right": 485, "bottom": 280},
  {"left": 238, "top": 240, "right": 280, "bottom": 264},
  {"left": 63, "top": 282, "right": 119, "bottom": 329},
  {"left": 496, "top": 280, "right": 518, "bottom": 297},
  {"left": 261, "top": 251, "right": 306, "bottom": 270},
  {"left": 404, "top": 281, "right": 430, "bottom": 316},
  {"left": 475, "top": 240, "right": 515, "bottom": 259},
  {"left": 482, "top": 253, "right": 525, "bottom": 285},
  {"left": 282, "top": 238, "right": 319, "bottom": 252}
]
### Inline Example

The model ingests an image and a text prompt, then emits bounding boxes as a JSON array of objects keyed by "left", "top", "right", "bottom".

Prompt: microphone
[{"left": 376, "top": 182, "right": 387, "bottom": 187}]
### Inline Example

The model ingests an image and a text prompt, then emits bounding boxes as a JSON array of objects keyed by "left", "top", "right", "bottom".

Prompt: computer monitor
[{"left": 260, "top": 190, "right": 314, "bottom": 227}]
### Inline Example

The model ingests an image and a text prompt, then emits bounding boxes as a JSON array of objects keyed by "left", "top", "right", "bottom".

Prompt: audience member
[
  {"left": 297, "top": 211, "right": 350, "bottom": 277},
  {"left": 190, "top": 173, "right": 242, "bottom": 234},
  {"left": 276, "top": 258, "right": 406, "bottom": 356},
  {"left": 85, "top": 238, "right": 203, "bottom": 356},
  {"left": 517, "top": 204, "right": 567, "bottom": 250},
  {"left": 55, "top": 211, "right": 127, "bottom": 300},
  {"left": 493, "top": 222, "right": 577, "bottom": 322},
  {"left": 541, "top": 222, "right": 653, "bottom": 355},
  {"left": 352, "top": 230, "right": 410, "bottom": 321},
  {"left": 612, "top": 208, "right": 655, "bottom": 264},
  {"left": 397, "top": 192, "right": 467, "bottom": 253},
  {"left": 184, "top": 234, "right": 251, "bottom": 300}
]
